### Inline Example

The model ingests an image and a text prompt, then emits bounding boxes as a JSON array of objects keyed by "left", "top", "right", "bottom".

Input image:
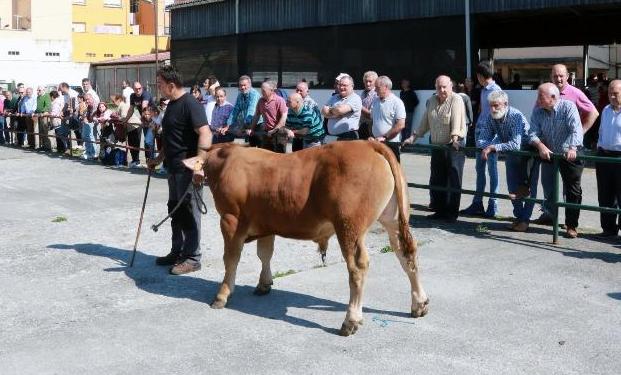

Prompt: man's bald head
[
  {"left": 287, "top": 92, "right": 303, "bottom": 111},
  {"left": 435, "top": 75, "right": 453, "bottom": 102},
  {"left": 551, "top": 64, "right": 569, "bottom": 90},
  {"left": 608, "top": 79, "right": 621, "bottom": 110},
  {"left": 537, "top": 82, "right": 560, "bottom": 110}
]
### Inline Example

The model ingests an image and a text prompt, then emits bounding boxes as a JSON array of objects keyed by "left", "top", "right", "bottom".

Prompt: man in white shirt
[
  {"left": 122, "top": 80, "right": 133, "bottom": 104},
  {"left": 595, "top": 79, "right": 621, "bottom": 238},
  {"left": 369, "top": 75, "right": 406, "bottom": 162},
  {"left": 81, "top": 78, "right": 100, "bottom": 107},
  {"left": 321, "top": 74, "right": 362, "bottom": 141}
]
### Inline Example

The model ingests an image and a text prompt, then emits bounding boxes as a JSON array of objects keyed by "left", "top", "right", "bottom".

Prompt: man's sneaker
[
  {"left": 170, "top": 259, "right": 201, "bottom": 275},
  {"left": 156, "top": 166, "right": 168, "bottom": 175},
  {"left": 484, "top": 201, "right": 498, "bottom": 218},
  {"left": 532, "top": 213, "right": 553, "bottom": 226},
  {"left": 460, "top": 202, "right": 485, "bottom": 216},
  {"left": 155, "top": 252, "right": 180, "bottom": 266},
  {"left": 565, "top": 226, "right": 578, "bottom": 239},
  {"left": 129, "top": 161, "right": 141, "bottom": 169}
]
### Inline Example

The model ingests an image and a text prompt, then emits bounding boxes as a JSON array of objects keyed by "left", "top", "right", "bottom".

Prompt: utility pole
[{"left": 154, "top": 0, "right": 159, "bottom": 99}]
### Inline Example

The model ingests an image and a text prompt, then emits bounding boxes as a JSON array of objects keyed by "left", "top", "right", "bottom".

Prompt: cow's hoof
[
  {"left": 339, "top": 319, "right": 363, "bottom": 337},
  {"left": 211, "top": 299, "right": 227, "bottom": 309},
  {"left": 253, "top": 284, "right": 272, "bottom": 296},
  {"left": 411, "top": 298, "right": 430, "bottom": 318}
]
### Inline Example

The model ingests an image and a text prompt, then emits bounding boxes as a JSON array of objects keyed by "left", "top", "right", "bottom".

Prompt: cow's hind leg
[
  {"left": 379, "top": 209, "right": 429, "bottom": 318},
  {"left": 254, "top": 235, "right": 275, "bottom": 296},
  {"left": 337, "top": 230, "right": 370, "bottom": 336},
  {"left": 212, "top": 214, "right": 245, "bottom": 309}
]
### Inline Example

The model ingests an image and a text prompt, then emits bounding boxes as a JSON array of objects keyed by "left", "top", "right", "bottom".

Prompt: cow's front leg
[
  {"left": 212, "top": 215, "right": 245, "bottom": 309},
  {"left": 338, "top": 235, "right": 369, "bottom": 336},
  {"left": 254, "top": 235, "right": 275, "bottom": 296}
]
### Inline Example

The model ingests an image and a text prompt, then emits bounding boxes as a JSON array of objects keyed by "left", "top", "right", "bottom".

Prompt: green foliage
[
  {"left": 51, "top": 216, "right": 67, "bottom": 223},
  {"left": 273, "top": 269, "right": 296, "bottom": 279}
]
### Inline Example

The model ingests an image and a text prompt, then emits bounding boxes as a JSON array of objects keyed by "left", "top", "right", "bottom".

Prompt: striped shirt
[
  {"left": 303, "top": 95, "right": 321, "bottom": 118},
  {"left": 476, "top": 106, "right": 529, "bottom": 152},
  {"left": 286, "top": 105, "right": 324, "bottom": 141},
  {"left": 529, "top": 99, "right": 583, "bottom": 153}
]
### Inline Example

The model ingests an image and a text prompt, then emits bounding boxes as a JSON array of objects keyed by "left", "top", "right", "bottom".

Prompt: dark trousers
[
  {"left": 25, "top": 117, "right": 35, "bottom": 148},
  {"left": 541, "top": 158, "right": 583, "bottom": 228},
  {"left": 16, "top": 117, "right": 26, "bottom": 145},
  {"left": 260, "top": 134, "right": 286, "bottom": 153},
  {"left": 127, "top": 127, "right": 142, "bottom": 163},
  {"left": 213, "top": 133, "right": 235, "bottom": 144},
  {"left": 596, "top": 149, "right": 621, "bottom": 234},
  {"left": 336, "top": 130, "right": 359, "bottom": 141},
  {"left": 358, "top": 122, "right": 371, "bottom": 140},
  {"left": 292, "top": 137, "right": 304, "bottom": 152},
  {"left": 383, "top": 141, "right": 401, "bottom": 162},
  {"left": 168, "top": 171, "right": 202, "bottom": 261},
  {"left": 430, "top": 147, "right": 465, "bottom": 219}
]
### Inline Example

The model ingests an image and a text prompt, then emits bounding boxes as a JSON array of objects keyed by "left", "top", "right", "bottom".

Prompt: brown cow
[{"left": 184, "top": 140, "right": 428, "bottom": 336}]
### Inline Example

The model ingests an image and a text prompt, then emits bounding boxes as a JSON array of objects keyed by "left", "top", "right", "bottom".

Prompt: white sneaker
[
  {"left": 77, "top": 145, "right": 84, "bottom": 150},
  {"left": 129, "top": 161, "right": 141, "bottom": 168}
]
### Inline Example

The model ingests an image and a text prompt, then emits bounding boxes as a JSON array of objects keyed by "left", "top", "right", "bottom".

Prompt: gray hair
[
  {"left": 238, "top": 75, "right": 252, "bottom": 84},
  {"left": 487, "top": 90, "right": 508, "bottom": 104},
  {"left": 363, "top": 71, "right": 378, "bottom": 81},
  {"left": 339, "top": 75, "right": 354, "bottom": 86},
  {"left": 375, "top": 76, "right": 393, "bottom": 90},
  {"left": 539, "top": 83, "right": 560, "bottom": 98},
  {"left": 262, "top": 80, "right": 276, "bottom": 90}
]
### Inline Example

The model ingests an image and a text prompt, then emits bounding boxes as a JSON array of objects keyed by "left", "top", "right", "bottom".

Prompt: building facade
[
  {"left": 72, "top": 0, "right": 171, "bottom": 63},
  {"left": 0, "top": 0, "right": 89, "bottom": 87}
]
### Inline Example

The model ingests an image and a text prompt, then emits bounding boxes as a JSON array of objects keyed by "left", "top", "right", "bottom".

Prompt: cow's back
[{"left": 206, "top": 141, "right": 396, "bottom": 240}]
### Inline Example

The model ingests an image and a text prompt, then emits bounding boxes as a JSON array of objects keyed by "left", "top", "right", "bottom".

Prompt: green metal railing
[{"left": 403, "top": 144, "right": 621, "bottom": 244}]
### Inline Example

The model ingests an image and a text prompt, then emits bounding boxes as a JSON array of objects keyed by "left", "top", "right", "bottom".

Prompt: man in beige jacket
[{"left": 404, "top": 75, "right": 467, "bottom": 222}]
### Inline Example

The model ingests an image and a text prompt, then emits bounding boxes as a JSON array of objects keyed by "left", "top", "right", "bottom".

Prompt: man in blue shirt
[
  {"left": 477, "top": 90, "right": 537, "bottom": 232},
  {"left": 529, "top": 83, "right": 583, "bottom": 239},
  {"left": 227, "top": 75, "right": 261, "bottom": 146},
  {"left": 462, "top": 61, "right": 502, "bottom": 218},
  {"left": 19, "top": 87, "right": 37, "bottom": 148}
]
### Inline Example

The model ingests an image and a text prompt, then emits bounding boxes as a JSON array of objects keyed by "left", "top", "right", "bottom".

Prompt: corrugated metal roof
[{"left": 170, "top": 0, "right": 621, "bottom": 40}]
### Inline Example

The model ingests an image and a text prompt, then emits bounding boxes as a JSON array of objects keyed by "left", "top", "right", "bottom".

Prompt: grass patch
[
  {"left": 380, "top": 246, "right": 394, "bottom": 253},
  {"left": 51, "top": 216, "right": 67, "bottom": 223},
  {"left": 273, "top": 269, "right": 296, "bottom": 279},
  {"left": 475, "top": 224, "right": 490, "bottom": 234}
]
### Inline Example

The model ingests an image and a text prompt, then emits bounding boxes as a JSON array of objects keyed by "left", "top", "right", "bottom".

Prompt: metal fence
[{"left": 404, "top": 144, "right": 621, "bottom": 244}]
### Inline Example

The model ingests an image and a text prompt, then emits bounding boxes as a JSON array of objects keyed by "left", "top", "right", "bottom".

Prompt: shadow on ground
[
  {"left": 410, "top": 212, "right": 621, "bottom": 264},
  {"left": 48, "top": 242, "right": 415, "bottom": 335}
]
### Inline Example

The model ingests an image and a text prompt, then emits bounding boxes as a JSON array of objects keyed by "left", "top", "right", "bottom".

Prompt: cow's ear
[{"left": 182, "top": 156, "right": 200, "bottom": 171}]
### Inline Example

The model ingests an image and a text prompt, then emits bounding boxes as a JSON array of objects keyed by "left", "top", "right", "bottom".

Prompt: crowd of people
[{"left": 0, "top": 61, "right": 619, "bottom": 241}]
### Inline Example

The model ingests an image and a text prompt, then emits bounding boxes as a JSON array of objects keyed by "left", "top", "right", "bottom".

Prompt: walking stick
[{"left": 129, "top": 169, "right": 152, "bottom": 267}]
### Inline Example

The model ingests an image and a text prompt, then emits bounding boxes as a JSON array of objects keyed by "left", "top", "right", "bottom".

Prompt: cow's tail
[{"left": 371, "top": 142, "right": 416, "bottom": 259}]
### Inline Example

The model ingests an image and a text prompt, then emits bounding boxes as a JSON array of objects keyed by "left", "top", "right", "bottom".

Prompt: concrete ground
[{"left": 0, "top": 145, "right": 619, "bottom": 375}]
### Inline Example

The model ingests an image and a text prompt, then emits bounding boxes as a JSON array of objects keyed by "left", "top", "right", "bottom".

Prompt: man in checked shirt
[
  {"left": 529, "top": 83, "right": 583, "bottom": 239},
  {"left": 477, "top": 90, "right": 536, "bottom": 232}
]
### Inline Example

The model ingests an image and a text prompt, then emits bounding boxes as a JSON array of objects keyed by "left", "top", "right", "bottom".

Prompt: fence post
[{"left": 552, "top": 157, "right": 560, "bottom": 244}]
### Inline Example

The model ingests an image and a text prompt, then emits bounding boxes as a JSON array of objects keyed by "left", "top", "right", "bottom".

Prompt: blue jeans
[
  {"left": 473, "top": 152, "right": 498, "bottom": 204},
  {"left": 81, "top": 121, "right": 98, "bottom": 158},
  {"left": 0, "top": 116, "right": 5, "bottom": 144},
  {"left": 505, "top": 155, "right": 539, "bottom": 222}
]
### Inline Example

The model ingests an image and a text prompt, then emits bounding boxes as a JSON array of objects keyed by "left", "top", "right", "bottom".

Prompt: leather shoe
[
  {"left": 532, "top": 214, "right": 553, "bottom": 226},
  {"left": 155, "top": 251, "right": 180, "bottom": 266},
  {"left": 170, "top": 259, "right": 201, "bottom": 275},
  {"left": 511, "top": 222, "right": 529, "bottom": 232},
  {"left": 427, "top": 212, "right": 447, "bottom": 220}
]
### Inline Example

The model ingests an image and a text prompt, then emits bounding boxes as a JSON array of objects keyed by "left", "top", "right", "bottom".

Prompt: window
[
  {"left": 45, "top": 52, "right": 60, "bottom": 57},
  {"left": 73, "top": 0, "right": 86, "bottom": 4},
  {"left": 104, "top": 53, "right": 114, "bottom": 58},
  {"left": 121, "top": 54, "right": 130, "bottom": 58},
  {"left": 8, "top": 51, "right": 20, "bottom": 56},
  {"left": 72, "top": 22, "right": 86, "bottom": 33},
  {"left": 104, "top": 0, "right": 121, "bottom": 7},
  {"left": 95, "top": 24, "right": 122, "bottom": 34},
  {"left": 86, "top": 52, "right": 96, "bottom": 58}
]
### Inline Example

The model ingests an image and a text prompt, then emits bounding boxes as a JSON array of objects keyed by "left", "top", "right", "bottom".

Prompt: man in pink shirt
[
  {"left": 551, "top": 64, "right": 599, "bottom": 133},
  {"left": 248, "top": 80, "right": 288, "bottom": 153}
]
